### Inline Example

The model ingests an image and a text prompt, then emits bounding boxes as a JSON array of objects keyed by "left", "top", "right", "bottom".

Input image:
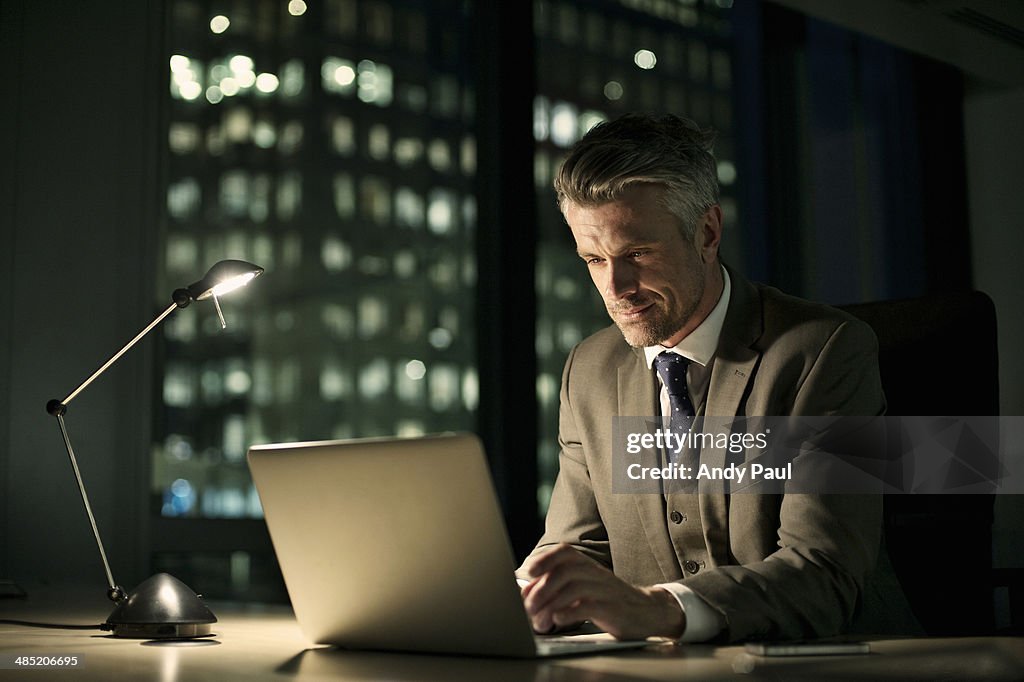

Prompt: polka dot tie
[
  {"left": 653, "top": 351, "right": 698, "bottom": 477},
  {"left": 653, "top": 351, "right": 695, "bottom": 420}
]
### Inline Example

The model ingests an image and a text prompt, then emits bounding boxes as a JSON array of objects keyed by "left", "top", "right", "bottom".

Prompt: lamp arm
[
  {"left": 44, "top": 298, "right": 184, "bottom": 604},
  {"left": 47, "top": 301, "right": 181, "bottom": 415},
  {"left": 55, "top": 412, "right": 126, "bottom": 603}
]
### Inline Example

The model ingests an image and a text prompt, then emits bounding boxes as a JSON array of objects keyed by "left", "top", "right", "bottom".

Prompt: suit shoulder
[
  {"left": 756, "top": 284, "right": 877, "bottom": 348},
  {"left": 568, "top": 323, "right": 635, "bottom": 367}
]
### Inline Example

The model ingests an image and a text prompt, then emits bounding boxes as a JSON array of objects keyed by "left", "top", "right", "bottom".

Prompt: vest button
[
  {"left": 669, "top": 510, "right": 685, "bottom": 524},
  {"left": 684, "top": 560, "right": 700, "bottom": 574}
]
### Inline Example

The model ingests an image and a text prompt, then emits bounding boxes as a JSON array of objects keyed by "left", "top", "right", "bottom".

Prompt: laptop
[{"left": 246, "top": 432, "right": 651, "bottom": 658}]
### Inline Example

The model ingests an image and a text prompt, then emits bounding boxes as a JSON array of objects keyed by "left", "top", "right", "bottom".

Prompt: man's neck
[
  {"left": 660, "top": 263, "right": 725, "bottom": 349},
  {"left": 644, "top": 265, "right": 731, "bottom": 369}
]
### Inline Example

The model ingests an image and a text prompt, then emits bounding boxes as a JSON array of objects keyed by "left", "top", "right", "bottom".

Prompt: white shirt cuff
[{"left": 654, "top": 583, "right": 726, "bottom": 642}]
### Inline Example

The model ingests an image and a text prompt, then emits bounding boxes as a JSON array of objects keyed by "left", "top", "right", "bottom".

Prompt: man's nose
[{"left": 605, "top": 260, "right": 638, "bottom": 299}]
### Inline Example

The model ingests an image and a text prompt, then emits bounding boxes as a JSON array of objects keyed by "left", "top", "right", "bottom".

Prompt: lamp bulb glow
[{"left": 210, "top": 272, "right": 257, "bottom": 298}]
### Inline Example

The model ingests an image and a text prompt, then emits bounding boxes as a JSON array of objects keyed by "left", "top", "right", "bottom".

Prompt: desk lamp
[{"left": 45, "top": 259, "right": 264, "bottom": 638}]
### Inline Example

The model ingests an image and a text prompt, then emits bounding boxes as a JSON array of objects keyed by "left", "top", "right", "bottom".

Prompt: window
[{"left": 157, "top": 0, "right": 477, "bottom": 600}]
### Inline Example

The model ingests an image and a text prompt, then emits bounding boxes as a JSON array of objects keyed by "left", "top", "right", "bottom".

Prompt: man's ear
[{"left": 696, "top": 205, "right": 723, "bottom": 264}]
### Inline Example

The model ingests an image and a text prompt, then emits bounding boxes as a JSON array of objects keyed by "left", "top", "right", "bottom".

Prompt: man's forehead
[{"left": 565, "top": 197, "right": 679, "bottom": 246}]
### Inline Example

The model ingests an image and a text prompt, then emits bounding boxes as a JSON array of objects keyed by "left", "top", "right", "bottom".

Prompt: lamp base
[
  {"left": 102, "top": 573, "right": 217, "bottom": 639},
  {"left": 105, "top": 622, "right": 215, "bottom": 638}
]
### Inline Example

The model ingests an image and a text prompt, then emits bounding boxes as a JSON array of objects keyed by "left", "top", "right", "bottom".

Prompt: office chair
[{"left": 840, "top": 290, "right": 1000, "bottom": 636}]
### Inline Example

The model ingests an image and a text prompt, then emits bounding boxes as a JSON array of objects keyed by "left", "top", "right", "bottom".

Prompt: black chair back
[{"left": 841, "top": 290, "right": 998, "bottom": 636}]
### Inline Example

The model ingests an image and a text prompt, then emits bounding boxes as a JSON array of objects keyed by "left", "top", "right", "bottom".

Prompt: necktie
[
  {"left": 653, "top": 351, "right": 694, "bottom": 422},
  {"left": 653, "top": 351, "right": 698, "bottom": 478}
]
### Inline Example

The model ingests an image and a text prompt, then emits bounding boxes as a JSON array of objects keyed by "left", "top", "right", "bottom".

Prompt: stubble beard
[
  {"left": 613, "top": 304, "right": 677, "bottom": 347},
  {"left": 610, "top": 280, "right": 705, "bottom": 348}
]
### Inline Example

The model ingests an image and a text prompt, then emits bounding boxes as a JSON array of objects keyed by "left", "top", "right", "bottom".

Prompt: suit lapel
[
  {"left": 706, "top": 267, "right": 762, "bottom": 418},
  {"left": 618, "top": 349, "right": 684, "bottom": 582},
  {"left": 701, "top": 268, "right": 764, "bottom": 567}
]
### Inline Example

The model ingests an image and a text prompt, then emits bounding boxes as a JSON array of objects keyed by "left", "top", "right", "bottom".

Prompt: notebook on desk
[{"left": 246, "top": 432, "right": 650, "bottom": 658}]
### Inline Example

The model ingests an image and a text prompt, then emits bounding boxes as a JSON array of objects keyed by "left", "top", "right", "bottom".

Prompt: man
[{"left": 518, "top": 112, "right": 912, "bottom": 642}]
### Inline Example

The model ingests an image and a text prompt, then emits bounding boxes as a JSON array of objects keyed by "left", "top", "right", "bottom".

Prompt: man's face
[{"left": 565, "top": 184, "right": 722, "bottom": 348}]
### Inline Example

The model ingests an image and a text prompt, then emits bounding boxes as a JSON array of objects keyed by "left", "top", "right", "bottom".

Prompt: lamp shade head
[{"left": 184, "top": 259, "right": 264, "bottom": 303}]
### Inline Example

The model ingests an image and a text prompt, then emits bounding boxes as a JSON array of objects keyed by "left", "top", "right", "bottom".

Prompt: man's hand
[{"left": 519, "top": 543, "right": 686, "bottom": 640}]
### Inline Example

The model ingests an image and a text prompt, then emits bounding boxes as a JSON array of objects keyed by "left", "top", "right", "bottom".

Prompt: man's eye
[
  {"left": 586, "top": 257, "right": 604, "bottom": 265},
  {"left": 628, "top": 251, "right": 645, "bottom": 259}
]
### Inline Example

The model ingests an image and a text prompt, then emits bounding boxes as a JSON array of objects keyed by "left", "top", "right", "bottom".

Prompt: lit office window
[
  {"left": 395, "top": 188, "right": 425, "bottom": 228},
  {"left": 461, "top": 369, "right": 479, "bottom": 411},
  {"left": 333, "top": 173, "right": 356, "bottom": 218},
  {"left": 396, "top": 360, "right": 426, "bottom": 403},
  {"left": 357, "top": 60, "right": 394, "bottom": 106},
  {"left": 368, "top": 124, "right": 390, "bottom": 161},
  {"left": 549, "top": 102, "right": 578, "bottom": 147},
  {"left": 280, "top": 59, "right": 305, "bottom": 98},
  {"left": 460, "top": 136, "right": 476, "bottom": 175},
  {"left": 427, "top": 189, "right": 457, "bottom": 235},
  {"left": 361, "top": 176, "right": 392, "bottom": 224},
  {"left": 427, "top": 139, "right": 452, "bottom": 172},
  {"left": 358, "top": 296, "right": 388, "bottom": 338},
  {"left": 320, "top": 362, "right": 351, "bottom": 400},
  {"left": 359, "top": 358, "right": 391, "bottom": 399},
  {"left": 164, "top": 364, "right": 196, "bottom": 408},
  {"left": 428, "top": 364, "right": 459, "bottom": 411},
  {"left": 394, "top": 138, "right": 424, "bottom": 166},
  {"left": 169, "top": 122, "right": 201, "bottom": 153},
  {"left": 394, "top": 250, "right": 417, "bottom": 278},
  {"left": 323, "top": 57, "right": 358, "bottom": 96},
  {"left": 322, "top": 234, "right": 353, "bottom": 271},
  {"left": 167, "top": 178, "right": 201, "bottom": 219}
]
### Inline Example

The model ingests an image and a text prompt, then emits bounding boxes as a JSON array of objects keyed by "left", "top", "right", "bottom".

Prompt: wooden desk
[{"left": 2, "top": 593, "right": 1022, "bottom": 681}]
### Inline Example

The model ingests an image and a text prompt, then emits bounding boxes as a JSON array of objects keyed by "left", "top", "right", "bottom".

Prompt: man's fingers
[
  {"left": 527, "top": 574, "right": 594, "bottom": 615},
  {"left": 536, "top": 592, "right": 627, "bottom": 637},
  {"left": 525, "top": 570, "right": 617, "bottom": 635},
  {"left": 521, "top": 543, "right": 584, "bottom": 577},
  {"left": 523, "top": 556, "right": 606, "bottom": 614},
  {"left": 521, "top": 544, "right": 651, "bottom": 637},
  {"left": 531, "top": 593, "right": 588, "bottom": 634},
  {"left": 549, "top": 599, "right": 590, "bottom": 629},
  {"left": 520, "top": 545, "right": 684, "bottom": 640}
]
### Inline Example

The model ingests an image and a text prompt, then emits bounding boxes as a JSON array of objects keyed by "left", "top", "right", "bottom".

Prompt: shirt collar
[{"left": 643, "top": 265, "right": 731, "bottom": 369}]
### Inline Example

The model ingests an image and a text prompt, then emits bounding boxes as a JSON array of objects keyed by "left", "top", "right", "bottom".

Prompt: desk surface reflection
[{"left": 2, "top": 593, "right": 1022, "bottom": 681}]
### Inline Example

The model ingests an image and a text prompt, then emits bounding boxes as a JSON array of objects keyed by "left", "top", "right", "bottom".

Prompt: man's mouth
[{"left": 612, "top": 302, "right": 654, "bottom": 320}]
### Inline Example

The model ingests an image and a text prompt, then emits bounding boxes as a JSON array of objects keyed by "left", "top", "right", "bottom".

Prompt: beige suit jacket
[{"left": 530, "top": 269, "right": 913, "bottom": 641}]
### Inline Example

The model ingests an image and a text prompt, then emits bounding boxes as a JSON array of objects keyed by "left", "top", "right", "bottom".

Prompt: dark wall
[{"left": 0, "top": 0, "right": 162, "bottom": 592}]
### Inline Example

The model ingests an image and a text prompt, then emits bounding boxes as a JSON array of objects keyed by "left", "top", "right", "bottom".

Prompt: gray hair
[{"left": 554, "top": 112, "right": 720, "bottom": 242}]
